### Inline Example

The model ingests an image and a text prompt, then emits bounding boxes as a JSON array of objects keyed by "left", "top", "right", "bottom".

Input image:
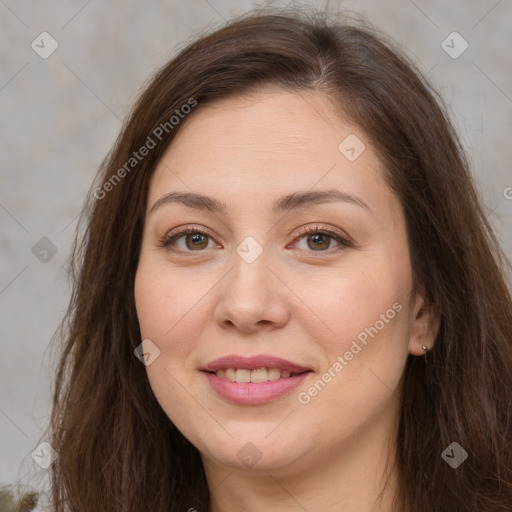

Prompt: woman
[{"left": 41, "top": 7, "right": 512, "bottom": 512}]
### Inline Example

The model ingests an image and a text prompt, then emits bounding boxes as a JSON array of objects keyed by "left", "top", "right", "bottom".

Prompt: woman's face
[{"left": 134, "top": 88, "right": 433, "bottom": 475}]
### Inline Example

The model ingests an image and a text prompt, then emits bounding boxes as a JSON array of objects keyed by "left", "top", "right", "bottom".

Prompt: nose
[{"left": 213, "top": 248, "right": 290, "bottom": 334}]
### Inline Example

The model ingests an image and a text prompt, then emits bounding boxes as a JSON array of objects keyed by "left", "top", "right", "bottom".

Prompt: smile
[{"left": 200, "top": 354, "right": 313, "bottom": 404}]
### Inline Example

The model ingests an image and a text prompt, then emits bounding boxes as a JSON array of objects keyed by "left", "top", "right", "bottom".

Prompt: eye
[
  {"left": 290, "top": 224, "right": 351, "bottom": 253},
  {"left": 158, "top": 223, "right": 351, "bottom": 254},
  {"left": 158, "top": 226, "right": 218, "bottom": 252}
]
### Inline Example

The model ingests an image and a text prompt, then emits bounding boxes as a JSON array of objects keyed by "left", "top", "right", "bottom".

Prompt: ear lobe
[{"left": 408, "top": 290, "right": 440, "bottom": 356}]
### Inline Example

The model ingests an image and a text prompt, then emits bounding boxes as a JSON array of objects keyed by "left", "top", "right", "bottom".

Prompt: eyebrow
[{"left": 149, "top": 189, "right": 372, "bottom": 216}]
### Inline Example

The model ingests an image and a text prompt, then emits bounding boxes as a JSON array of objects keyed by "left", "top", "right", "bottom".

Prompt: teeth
[
  {"left": 235, "top": 369, "right": 251, "bottom": 383},
  {"left": 214, "top": 367, "right": 298, "bottom": 382},
  {"left": 251, "top": 368, "right": 269, "bottom": 383},
  {"left": 268, "top": 368, "right": 281, "bottom": 381}
]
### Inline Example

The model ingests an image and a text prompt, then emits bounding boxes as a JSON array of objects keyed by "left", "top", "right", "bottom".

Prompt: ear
[{"left": 408, "top": 285, "right": 440, "bottom": 356}]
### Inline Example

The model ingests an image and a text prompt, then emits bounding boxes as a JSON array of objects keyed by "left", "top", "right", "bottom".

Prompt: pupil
[
  {"left": 187, "top": 233, "right": 207, "bottom": 250},
  {"left": 309, "top": 234, "right": 329, "bottom": 250}
]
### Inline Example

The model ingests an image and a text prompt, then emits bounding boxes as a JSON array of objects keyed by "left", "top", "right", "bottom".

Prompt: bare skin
[{"left": 134, "top": 88, "right": 439, "bottom": 511}]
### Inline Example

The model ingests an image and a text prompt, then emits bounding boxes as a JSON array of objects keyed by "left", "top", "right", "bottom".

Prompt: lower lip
[{"left": 203, "top": 371, "right": 311, "bottom": 405}]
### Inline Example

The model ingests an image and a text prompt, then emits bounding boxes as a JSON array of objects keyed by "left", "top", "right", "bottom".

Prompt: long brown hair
[{"left": 45, "top": 6, "right": 512, "bottom": 511}]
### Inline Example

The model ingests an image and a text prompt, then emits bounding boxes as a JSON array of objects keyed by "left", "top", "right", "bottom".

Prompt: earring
[{"left": 422, "top": 344, "right": 429, "bottom": 364}]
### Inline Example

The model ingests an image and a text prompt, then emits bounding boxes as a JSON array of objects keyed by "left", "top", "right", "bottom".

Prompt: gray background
[{"left": 1, "top": 0, "right": 511, "bottom": 493}]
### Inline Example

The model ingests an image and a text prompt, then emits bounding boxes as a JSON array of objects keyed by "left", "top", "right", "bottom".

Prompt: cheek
[
  {"left": 134, "top": 258, "right": 211, "bottom": 345},
  {"left": 134, "top": 260, "right": 210, "bottom": 433},
  {"left": 296, "top": 265, "right": 409, "bottom": 354},
  {"left": 293, "top": 263, "right": 411, "bottom": 419},
  {"left": 293, "top": 264, "right": 411, "bottom": 412}
]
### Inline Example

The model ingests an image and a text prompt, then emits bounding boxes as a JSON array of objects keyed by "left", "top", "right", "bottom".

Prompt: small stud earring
[{"left": 422, "top": 344, "right": 429, "bottom": 364}]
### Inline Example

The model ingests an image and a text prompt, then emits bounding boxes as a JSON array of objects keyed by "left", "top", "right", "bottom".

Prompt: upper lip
[{"left": 201, "top": 355, "right": 312, "bottom": 373}]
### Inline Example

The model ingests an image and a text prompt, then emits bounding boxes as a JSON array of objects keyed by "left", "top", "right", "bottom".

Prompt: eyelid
[{"left": 166, "top": 224, "right": 217, "bottom": 239}]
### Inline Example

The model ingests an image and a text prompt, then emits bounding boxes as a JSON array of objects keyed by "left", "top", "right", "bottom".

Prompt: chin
[{"left": 197, "top": 428, "right": 308, "bottom": 472}]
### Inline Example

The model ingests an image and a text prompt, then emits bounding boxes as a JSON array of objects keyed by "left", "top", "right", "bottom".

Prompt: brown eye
[
  {"left": 158, "top": 227, "right": 216, "bottom": 253},
  {"left": 158, "top": 224, "right": 351, "bottom": 255},
  {"left": 183, "top": 232, "right": 209, "bottom": 250},
  {"left": 309, "top": 233, "right": 332, "bottom": 250},
  {"left": 292, "top": 225, "right": 351, "bottom": 253}
]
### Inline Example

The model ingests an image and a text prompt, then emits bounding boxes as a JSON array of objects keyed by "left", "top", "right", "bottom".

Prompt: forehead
[
  {"left": 147, "top": 88, "right": 398, "bottom": 222},
  {"left": 166, "top": 88, "right": 349, "bottom": 160}
]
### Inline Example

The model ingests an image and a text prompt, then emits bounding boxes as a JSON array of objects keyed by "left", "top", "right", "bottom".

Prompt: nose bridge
[{"left": 229, "top": 235, "right": 275, "bottom": 300}]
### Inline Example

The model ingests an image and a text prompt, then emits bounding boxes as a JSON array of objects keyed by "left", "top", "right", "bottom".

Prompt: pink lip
[
  {"left": 203, "top": 372, "right": 311, "bottom": 405},
  {"left": 201, "top": 354, "right": 312, "bottom": 405},
  {"left": 201, "top": 354, "right": 311, "bottom": 373}
]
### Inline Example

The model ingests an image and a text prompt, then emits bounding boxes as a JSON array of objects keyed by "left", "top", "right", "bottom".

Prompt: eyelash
[{"left": 157, "top": 224, "right": 352, "bottom": 255}]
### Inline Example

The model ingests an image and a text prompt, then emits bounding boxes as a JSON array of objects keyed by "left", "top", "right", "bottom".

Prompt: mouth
[{"left": 200, "top": 355, "right": 313, "bottom": 404}]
